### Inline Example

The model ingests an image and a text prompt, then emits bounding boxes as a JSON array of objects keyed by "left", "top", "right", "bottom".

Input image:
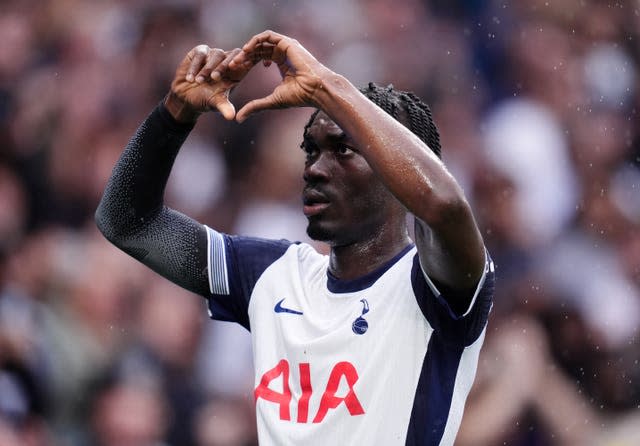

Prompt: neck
[{"left": 328, "top": 225, "right": 412, "bottom": 280}]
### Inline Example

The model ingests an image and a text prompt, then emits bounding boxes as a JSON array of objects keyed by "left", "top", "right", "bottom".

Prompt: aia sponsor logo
[{"left": 254, "top": 360, "right": 365, "bottom": 423}]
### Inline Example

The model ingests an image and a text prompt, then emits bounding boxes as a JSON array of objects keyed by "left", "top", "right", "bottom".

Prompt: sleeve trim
[
  {"left": 205, "top": 225, "right": 230, "bottom": 295},
  {"left": 420, "top": 249, "right": 493, "bottom": 319}
]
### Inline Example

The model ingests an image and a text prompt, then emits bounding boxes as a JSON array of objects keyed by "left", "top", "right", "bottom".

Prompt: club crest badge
[{"left": 352, "top": 299, "right": 369, "bottom": 335}]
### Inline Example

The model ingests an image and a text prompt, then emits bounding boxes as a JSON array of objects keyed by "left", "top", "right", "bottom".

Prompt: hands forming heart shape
[{"left": 164, "top": 30, "right": 334, "bottom": 124}]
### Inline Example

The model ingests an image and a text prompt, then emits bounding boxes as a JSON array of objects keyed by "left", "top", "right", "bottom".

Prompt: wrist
[
  {"left": 313, "top": 72, "right": 359, "bottom": 112},
  {"left": 163, "top": 92, "right": 201, "bottom": 124}
]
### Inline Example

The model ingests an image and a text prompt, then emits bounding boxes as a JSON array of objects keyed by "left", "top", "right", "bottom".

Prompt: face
[{"left": 301, "top": 112, "right": 400, "bottom": 246}]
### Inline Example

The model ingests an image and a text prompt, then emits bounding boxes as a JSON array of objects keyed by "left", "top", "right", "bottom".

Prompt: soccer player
[{"left": 96, "top": 30, "right": 495, "bottom": 445}]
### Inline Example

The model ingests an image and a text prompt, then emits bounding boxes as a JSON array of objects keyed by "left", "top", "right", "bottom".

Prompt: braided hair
[{"left": 301, "top": 82, "right": 441, "bottom": 158}]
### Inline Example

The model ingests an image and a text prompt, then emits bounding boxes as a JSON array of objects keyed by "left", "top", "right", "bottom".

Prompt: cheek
[
  {"left": 341, "top": 159, "right": 376, "bottom": 187},
  {"left": 337, "top": 159, "right": 393, "bottom": 210},
  {"left": 345, "top": 175, "right": 391, "bottom": 212}
]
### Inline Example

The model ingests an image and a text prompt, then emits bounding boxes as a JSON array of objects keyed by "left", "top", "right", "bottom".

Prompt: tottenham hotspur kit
[{"left": 205, "top": 227, "right": 495, "bottom": 446}]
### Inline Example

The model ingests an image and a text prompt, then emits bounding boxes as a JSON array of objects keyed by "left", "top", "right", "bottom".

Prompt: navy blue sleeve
[
  {"left": 411, "top": 253, "right": 495, "bottom": 347},
  {"left": 206, "top": 230, "right": 293, "bottom": 330}
]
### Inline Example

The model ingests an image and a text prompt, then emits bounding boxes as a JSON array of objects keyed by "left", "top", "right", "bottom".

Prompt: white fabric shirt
[{"left": 205, "top": 226, "right": 494, "bottom": 446}]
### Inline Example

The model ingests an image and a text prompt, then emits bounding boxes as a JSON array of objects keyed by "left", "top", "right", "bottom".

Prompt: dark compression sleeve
[{"left": 95, "top": 103, "right": 210, "bottom": 297}]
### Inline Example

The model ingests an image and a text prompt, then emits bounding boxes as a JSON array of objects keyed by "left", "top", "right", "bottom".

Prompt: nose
[{"left": 303, "top": 151, "right": 332, "bottom": 183}]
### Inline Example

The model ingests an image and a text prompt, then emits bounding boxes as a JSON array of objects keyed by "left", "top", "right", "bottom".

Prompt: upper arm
[
  {"left": 413, "top": 202, "right": 486, "bottom": 313},
  {"left": 205, "top": 228, "right": 293, "bottom": 329}
]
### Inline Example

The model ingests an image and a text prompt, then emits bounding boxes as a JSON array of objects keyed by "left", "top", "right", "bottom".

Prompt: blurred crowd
[{"left": 1, "top": 0, "right": 639, "bottom": 445}]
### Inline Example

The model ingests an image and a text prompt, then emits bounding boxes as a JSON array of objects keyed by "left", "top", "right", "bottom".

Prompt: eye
[
  {"left": 301, "top": 139, "right": 317, "bottom": 155},
  {"left": 302, "top": 144, "right": 318, "bottom": 162},
  {"left": 336, "top": 143, "right": 355, "bottom": 156}
]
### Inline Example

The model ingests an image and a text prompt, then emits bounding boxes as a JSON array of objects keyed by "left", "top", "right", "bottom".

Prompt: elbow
[
  {"left": 94, "top": 203, "right": 108, "bottom": 238},
  {"left": 94, "top": 199, "right": 127, "bottom": 246},
  {"left": 436, "top": 192, "right": 472, "bottom": 227},
  {"left": 94, "top": 201, "right": 114, "bottom": 243},
  {"left": 417, "top": 183, "right": 471, "bottom": 228}
]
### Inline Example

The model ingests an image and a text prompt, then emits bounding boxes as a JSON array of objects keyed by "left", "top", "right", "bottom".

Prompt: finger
[
  {"left": 186, "top": 45, "right": 210, "bottom": 82},
  {"left": 215, "top": 99, "right": 236, "bottom": 121},
  {"left": 268, "top": 39, "right": 292, "bottom": 66},
  {"left": 230, "top": 43, "right": 276, "bottom": 68},
  {"left": 196, "top": 48, "right": 227, "bottom": 83},
  {"left": 244, "top": 41, "right": 290, "bottom": 68},
  {"left": 229, "top": 49, "right": 249, "bottom": 68},
  {"left": 211, "top": 48, "right": 242, "bottom": 82},
  {"left": 254, "top": 42, "right": 278, "bottom": 62},
  {"left": 241, "top": 30, "right": 287, "bottom": 53},
  {"left": 236, "top": 95, "right": 279, "bottom": 123}
]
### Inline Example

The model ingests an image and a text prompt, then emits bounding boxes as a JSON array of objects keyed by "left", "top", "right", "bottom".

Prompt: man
[{"left": 96, "top": 30, "right": 494, "bottom": 445}]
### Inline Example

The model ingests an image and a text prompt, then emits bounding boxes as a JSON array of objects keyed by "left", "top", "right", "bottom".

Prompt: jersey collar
[{"left": 326, "top": 244, "right": 414, "bottom": 293}]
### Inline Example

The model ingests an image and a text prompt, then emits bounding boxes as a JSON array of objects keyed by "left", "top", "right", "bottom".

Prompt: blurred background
[{"left": 1, "top": 0, "right": 639, "bottom": 445}]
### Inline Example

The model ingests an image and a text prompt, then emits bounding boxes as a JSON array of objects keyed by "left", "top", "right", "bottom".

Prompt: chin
[
  {"left": 307, "top": 221, "right": 356, "bottom": 247},
  {"left": 306, "top": 224, "right": 332, "bottom": 243},
  {"left": 306, "top": 217, "right": 342, "bottom": 242}
]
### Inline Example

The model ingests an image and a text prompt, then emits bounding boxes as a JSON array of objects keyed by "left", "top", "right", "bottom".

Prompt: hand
[
  {"left": 165, "top": 45, "right": 252, "bottom": 122},
  {"left": 229, "top": 30, "right": 333, "bottom": 122}
]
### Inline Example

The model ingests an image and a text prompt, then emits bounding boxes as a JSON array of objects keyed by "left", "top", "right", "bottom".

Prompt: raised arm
[
  {"left": 314, "top": 78, "right": 485, "bottom": 296},
  {"left": 95, "top": 45, "right": 248, "bottom": 296},
  {"left": 231, "top": 31, "right": 486, "bottom": 302}
]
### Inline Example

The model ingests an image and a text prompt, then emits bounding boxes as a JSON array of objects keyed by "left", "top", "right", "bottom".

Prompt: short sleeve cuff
[{"left": 420, "top": 249, "right": 494, "bottom": 319}]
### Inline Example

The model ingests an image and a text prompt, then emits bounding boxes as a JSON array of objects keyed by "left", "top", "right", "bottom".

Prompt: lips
[{"left": 302, "top": 188, "right": 331, "bottom": 217}]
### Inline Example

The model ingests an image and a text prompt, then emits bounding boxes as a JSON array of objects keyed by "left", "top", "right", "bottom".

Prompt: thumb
[
  {"left": 212, "top": 97, "right": 236, "bottom": 121},
  {"left": 236, "top": 95, "right": 278, "bottom": 123}
]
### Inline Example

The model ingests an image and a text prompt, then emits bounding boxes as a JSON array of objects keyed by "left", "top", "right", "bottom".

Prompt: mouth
[{"left": 302, "top": 188, "right": 331, "bottom": 217}]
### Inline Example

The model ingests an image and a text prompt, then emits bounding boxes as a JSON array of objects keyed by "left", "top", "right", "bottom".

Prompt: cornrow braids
[
  {"left": 300, "top": 108, "right": 320, "bottom": 150},
  {"left": 369, "top": 82, "right": 399, "bottom": 122},
  {"left": 300, "top": 82, "right": 441, "bottom": 159},
  {"left": 360, "top": 83, "right": 441, "bottom": 158},
  {"left": 401, "top": 91, "right": 441, "bottom": 159}
]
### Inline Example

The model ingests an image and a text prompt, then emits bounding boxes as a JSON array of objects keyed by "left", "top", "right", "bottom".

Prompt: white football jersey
[{"left": 205, "top": 226, "right": 494, "bottom": 446}]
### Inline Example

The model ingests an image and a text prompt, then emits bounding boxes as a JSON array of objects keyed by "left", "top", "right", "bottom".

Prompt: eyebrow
[{"left": 300, "top": 130, "right": 351, "bottom": 150}]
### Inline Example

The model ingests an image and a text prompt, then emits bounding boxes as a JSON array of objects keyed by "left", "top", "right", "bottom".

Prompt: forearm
[
  {"left": 315, "top": 74, "right": 485, "bottom": 288},
  {"left": 96, "top": 103, "right": 193, "bottom": 236},
  {"left": 95, "top": 104, "right": 210, "bottom": 296},
  {"left": 314, "top": 74, "right": 463, "bottom": 225}
]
